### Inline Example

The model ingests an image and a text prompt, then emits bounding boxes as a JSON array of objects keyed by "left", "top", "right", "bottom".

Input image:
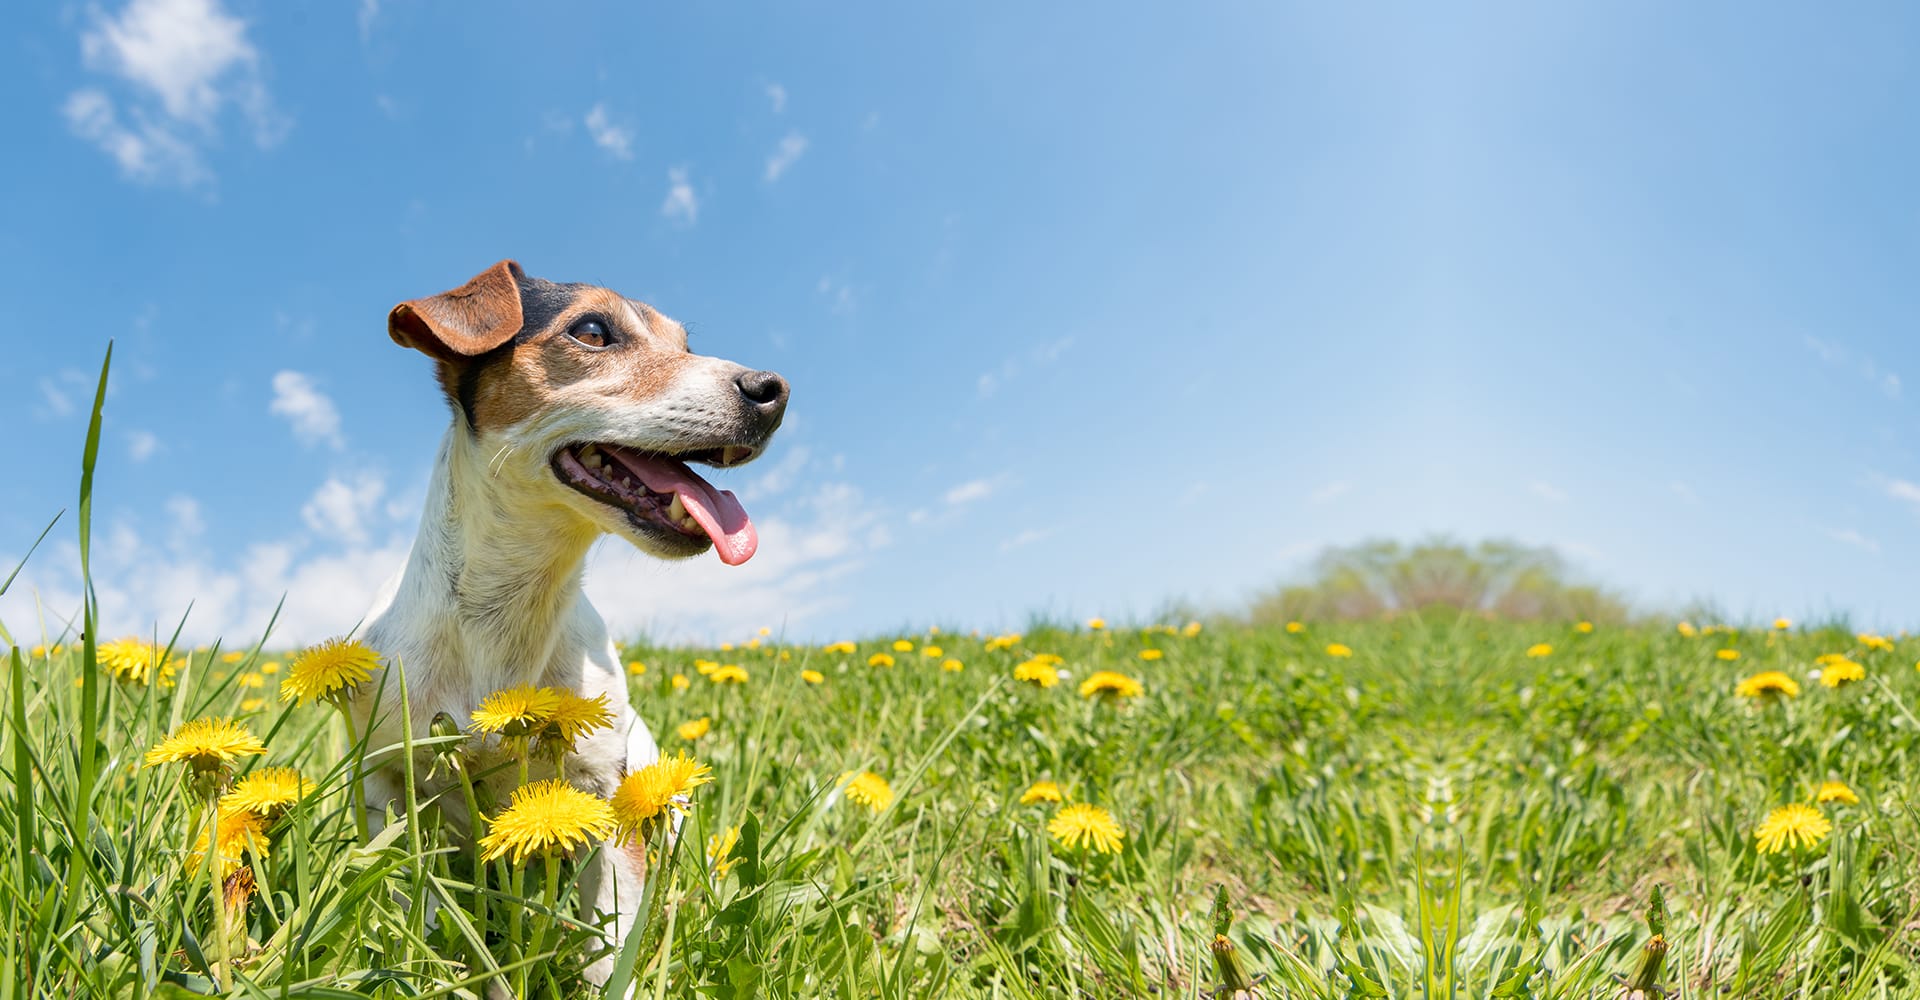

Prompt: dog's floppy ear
[{"left": 388, "top": 260, "right": 527, "bottom": 361}]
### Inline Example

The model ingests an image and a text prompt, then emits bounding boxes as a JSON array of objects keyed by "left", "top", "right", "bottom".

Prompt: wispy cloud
[
  {"left": 66, "top": 0, "right": 288, "bottom": 188},
  {"left": 1308, "top": 481, "right": 1350, "bottom": 505},
  {"left": 357, "top": 0, "right": 379, "bottom": 41},
  {"left": 944, "top": 479, "right": 995, "bottom": 506},
  {"left": 764, "top": 132, "right": 808, "bottom": 181},
  {"left": 269, "top": 371, "right": 344, "bottom": 450},
  {"left": 1805, "top": 336, "right": 1901, "bottom": 399},
  {"left": 1000, "top": 528, "right": 1052, "bottom": 552},
  {"left": 128, "top": 429, "right": 160, "bottom": 462},
  {"left": 661, "top": 167, "right": 698, "bottom": 225},
  {"left": 816, "top": 276, "right": 855, "bottom": 315},
  {"left": 301, "top": 472, "right": 386, "bottom": 545},
  {"left": 584, "top": 103, "right": 634, "bottom": 160},
  {"left": 1824, "top": 527, "right": 1881, "bottom": 554},
  {"left": 1888, "top": 478, "right": 1920, "bottom": 510},
  {"left": 765, "top": 83, "right": 787, "bottom": 114},
  {"left": 977, "top": 337, "right": 1073, "bottom": 397}
]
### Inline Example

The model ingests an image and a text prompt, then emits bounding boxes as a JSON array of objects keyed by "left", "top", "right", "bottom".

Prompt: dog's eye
[{"left": 568, "top": 319, "right": 610, "bottom": 348}]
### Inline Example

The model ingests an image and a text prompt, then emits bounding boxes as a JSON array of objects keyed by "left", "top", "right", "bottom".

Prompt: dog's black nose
[{"left": 736, "top": 370, "right": 789, "bottom": 411}]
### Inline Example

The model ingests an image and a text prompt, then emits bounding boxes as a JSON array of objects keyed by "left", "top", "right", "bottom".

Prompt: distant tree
[{"left": 1249, "top": 538, "right": 1628, "bottom": 624}]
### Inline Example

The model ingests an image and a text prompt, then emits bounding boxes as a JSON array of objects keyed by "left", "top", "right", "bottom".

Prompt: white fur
[{"left": 352, "top": 356, "right": 753, "bottom": 990}]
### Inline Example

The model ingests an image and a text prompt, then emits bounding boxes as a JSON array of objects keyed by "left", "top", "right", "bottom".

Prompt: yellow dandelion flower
[
  {"left": 1815, "top": 781, "right": 1859, "bottom": 805},
  {"left": 1815, "top": 652, "right": 1847, "bottom": 666},
  {"left": 840, "top": 771, "right": 894, "bottom": 813},
  {"left": 240, "top": 698, "right": 265, "bottom": 712},
  {"left": 694, "top": 659, "right": 720, "bottom": 675},
  {"left": 98, "top": 639, "right": 180, "bottom": 687},
  {"left": 916, "top": 645, "right": 942, "bottom": 660},
  {"left": 220, "top": 651, "right": 247, "bottom": 665},
  {"left": 221, "top": 767, "right": 315, "bottom": 820},
  {"left": 476, "top": 779, "right": 615, "bottom": 864},
  {"left": 891, "top": 639, "right": 914, "bottom": 653},
  {"left": 610, "top": 750, "right": 713, "bottom": 839},
  {"left": 259, "top": 661, "right": 281, "bottom": 674},
  {"left": 709, "top": 664, "right": 750, "bottom": 684},
  {"left": 758, "top": 627, "right": 771, "bottom": 636},
  {"left": 1677, "top": 621, "right": 1698, "bottom": 637},
  {"left": 1048, "top": 803, "right": 1124, "bottom": 854},
  {"left": 984, "top": 634, "right": 1020, "bottom": 651},
  {"left": 1086, "top": 617, "right": 1106, "bottom": 630},
  {"left": 143, "top": 718, "right": 267, "bottom": 774},
  {"left": 189, "top": 807, "right": 270, "bottom": 875},
  {"left": 1526, "top": 643, "right": 1553, "bottom": 658},
  {"left": 719, "top": 643, "right": 734, "bottom": 652},
  {"left": 708, "top": 825, "right": 740, "bottom": 877},
  {"left": 1285, "top": 621, "right": 1306, "bottom": 634},
  {"left": 1078, "top": 671, "right": 1144, "bottom": 699},
  {"left": 1773, "top": 617, "right": 1792, "bottom": 630},
  {"left": 1032, "top": 653, "right": 1064, "bottom": 666},
  {"left": 671, "top": 673, "right": 690, "bottom": 691},
  {"left": 677, "top": 717, "right": 712, "bottom": 741},
  {"left": 1715, "top": 649, "right": 1741, "bottom": 661},
  {"left": 1182, "top": 621, "right": 1203, "bottom": 637},
  {"left": 801, "top": 669, "right": 825, "bottom": 684},
  {"left": 1819, "top": 659, "right": 1865, "bottom": 687},
  {"left": 280, "top": 637, "right": 378, "bottom": 707},
  {"left": 1754, "top": 803, "right": 1832, "bottom": 854},
  {"left": 868, "top": 653, "right": 896, "bottom": 668},
  {"left": 824, "top": 641, "right": 858, "bottom": 655},
  {"left": 940, "top": 658, "right": 964, "bottom": 672},
  {"left": 1735, "top": 671, "right": 1801, "bottom": 699},
  {"left": 469, "top": 685, "right": 561, "bottom": 742},
  {"left": 745, "top": 637, "right": 762, "bottom": 650},
  {"left": 1139, "top": 648, "right": 1163, "bottom": 661},
  {"left": 1014, "top": 659, "right": 1060, "bottom": 688},
  {"left": 1326, "top": 643, "right": 1353, "bottom": 658},
  {"left": 237, "top": 672, "right": 265, "bottom": 689},
  {"left": 537, "top": 691, "right": 614, "bottom": 750},
  {"left": 1019, "top": 780, "right": 1064, "bottom": 805},
  {"left": 627, "top": 661, "right": 648, "bottom": 676},
  {"left": 1575, "top": 621, "right": 1594, "bottom": 634},
  {"left": 1859, "top": 633, "right": 1894, "bottom": 652}
]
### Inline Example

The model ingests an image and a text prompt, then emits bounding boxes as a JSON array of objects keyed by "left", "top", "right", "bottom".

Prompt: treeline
[{"left": 1250, "top": 538, "right": 1629, "bottom": 624}]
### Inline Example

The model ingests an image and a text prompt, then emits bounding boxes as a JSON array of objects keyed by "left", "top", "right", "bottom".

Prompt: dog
[{"left": 350, "top": 260, "right": 787, "bottom": 986}]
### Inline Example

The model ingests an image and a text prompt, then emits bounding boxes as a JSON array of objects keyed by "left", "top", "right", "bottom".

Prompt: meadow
[
  {"left": 3, "top": 367, "right": 1918, "bottom": 999},
  {"left": 4, "top": 607, "right": 1919, "bottom": 998}
]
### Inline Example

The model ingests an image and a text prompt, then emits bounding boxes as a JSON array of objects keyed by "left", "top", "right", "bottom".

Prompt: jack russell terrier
[{"left": 351, "top": 260, "right": 787, "bottom": 985}]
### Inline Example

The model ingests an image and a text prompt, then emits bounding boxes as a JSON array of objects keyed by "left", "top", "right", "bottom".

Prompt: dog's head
[{"left": 389, "top": 260, "right": 787, "bottom": 566}]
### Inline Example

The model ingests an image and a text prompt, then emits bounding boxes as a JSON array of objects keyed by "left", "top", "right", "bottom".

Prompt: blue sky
[{"left": 3, "top": 1, "right": 1918, "bottom": 646}]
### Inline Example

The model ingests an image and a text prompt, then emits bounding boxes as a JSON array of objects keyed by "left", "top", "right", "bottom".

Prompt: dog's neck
[{"left": 396, "top": 426, "right": 600, "bottom": 686}]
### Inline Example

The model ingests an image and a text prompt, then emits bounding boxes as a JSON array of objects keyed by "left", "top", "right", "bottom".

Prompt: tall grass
[{"left": 3, "top": 353, "right": 1917, "bottom": 997}]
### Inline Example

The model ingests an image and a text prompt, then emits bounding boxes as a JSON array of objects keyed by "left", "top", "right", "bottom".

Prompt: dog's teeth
[
  {"left": 667, "top": 494, "right": 687, "bottom": 520},
  {"left": 723, "top": 446, "right": 748, "bottom": 465}
]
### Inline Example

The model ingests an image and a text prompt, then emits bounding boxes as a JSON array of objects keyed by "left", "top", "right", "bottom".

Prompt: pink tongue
[{"left": 605, "top": 447, "right": 758, "bottom": 565}]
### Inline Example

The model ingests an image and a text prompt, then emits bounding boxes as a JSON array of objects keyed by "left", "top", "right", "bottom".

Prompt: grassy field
[
  {"left": 3, "top": 610, "right": 1919, "bottom": 998},
  {"left": 3, "top": 362, "right": 1918, "bottom": 998}
]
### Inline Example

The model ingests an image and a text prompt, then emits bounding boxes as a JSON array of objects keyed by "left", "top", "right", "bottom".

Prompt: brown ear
[{"left": 388, "top": 260, "right": 527, "bottom": 361}]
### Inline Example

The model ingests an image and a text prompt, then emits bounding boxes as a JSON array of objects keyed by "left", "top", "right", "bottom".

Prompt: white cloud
[
  {"left": 765, "top": 83, "right": 787, "bottom": 113},
  {"left": 1528, "top": 481, "right": 1569, "bottom": 503},
  {"left": 358, "top": 0, "right": 379, "bottom": 41},
  {"left": 815, "top": 276, "right": 855, "bottom": 315},
  {"left": 661, "top": 167, "right": 698, "bottom": 225},
  {"left": 67, "top": 0, "right": 287, "bottom": 187},
  {"left": 1825, "top": 527, "right": 1880, "bottom": 554},
  {"left": 584, "top": 103, "right": 634, "bottom": 160},
  {"left": 1805, "top": 336, "right": 1902, "bottom": 399},
  {"left": 269, "top": 371, "right": 344, "bottom": 450},
  {"left": 38, "top": 378, "right": 76, "bottom": 418},
  {"left": 999, "top": 528, "right": 1052, "bottom": 552},
  {"left": 1308, "top": 481, "right": 1350, "bottom": 505},
  {"left": 164, "top": 494, "right": 203, "bottom": 549},
  {"left": 1889, "top": 479, "right": 1920, "bottom": 510},
  {"left": 301, "top": 473, "right": 386, "bottom": 545},
  {"left": 977, "top": 337, "right": 1074, "bottom": 397},
  {"left": 740, "top": 446, "right": 811, "bottom": 503},
  {"left": 764, "top": 132, "right": 807, "bottom": 181},
  {"left": 128, "top": 429, "right": 160, "bottom": 462},
  {"left": 944, "top": 479, "right": 995, "bottom": 506}
]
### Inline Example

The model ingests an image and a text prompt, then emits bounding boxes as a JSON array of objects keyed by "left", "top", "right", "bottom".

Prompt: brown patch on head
[{"left": 464, "top": 286, "right": 699, "bottom": 434}]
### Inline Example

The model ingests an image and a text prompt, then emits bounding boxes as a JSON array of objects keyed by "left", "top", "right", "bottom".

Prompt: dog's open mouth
[{"left": 551, "top": 443, "right": 758, "bottom": 565}]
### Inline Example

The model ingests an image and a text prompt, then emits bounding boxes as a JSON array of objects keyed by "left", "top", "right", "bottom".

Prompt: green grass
[{"left": 3, "top": 356, "right": 1918, "bottom": 997}]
